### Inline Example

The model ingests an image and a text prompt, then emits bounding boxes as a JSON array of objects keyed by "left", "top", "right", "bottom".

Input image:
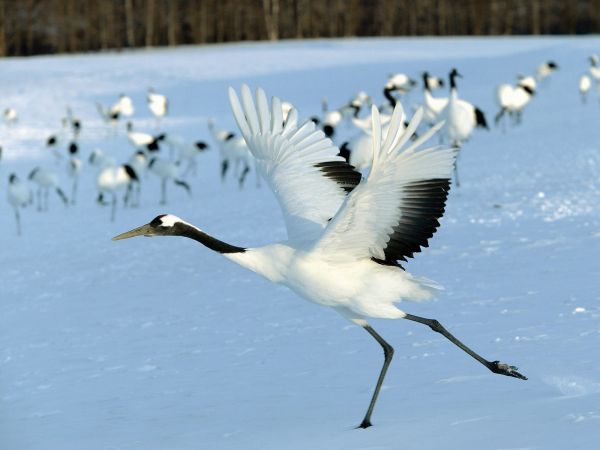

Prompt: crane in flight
[{"left": 113, "top": 85, "right": 526, "bottom": 428}]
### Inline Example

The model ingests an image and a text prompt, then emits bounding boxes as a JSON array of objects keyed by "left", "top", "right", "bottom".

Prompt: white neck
[
  {"left": 224, "top": 244, "right": 294, "bottom": 284},
  {"left": 450, "top": 88, "right": 459, "bottom": 102}
]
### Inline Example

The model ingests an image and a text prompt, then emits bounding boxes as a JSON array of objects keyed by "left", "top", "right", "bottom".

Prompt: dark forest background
[{"left": 1, "top": 0, "right": 599, "bottom": 57}]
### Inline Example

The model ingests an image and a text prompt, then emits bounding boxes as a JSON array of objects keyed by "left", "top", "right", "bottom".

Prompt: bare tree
[
  {"left": 0, "top": 0, "right": 598, "bottom": 58},
  {"left": 0, "top": 0, "right": 5, "bottom": 56},
  {"left": 262, "top": 0, "right": 280, "bottom": 40},
  {"left": 125, "top": 0, "right": 135, "bottom": 47},
  {"left": 146, "top": 0, "right": 155, "bottom": 46},
  {"left": 167, "top": 0, "right": 178, "bottom": 46}
]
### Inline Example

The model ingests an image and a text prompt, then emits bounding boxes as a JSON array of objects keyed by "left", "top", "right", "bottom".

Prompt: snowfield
[{"left": 1, "top": 37, "right": 600, "bottom": 449}]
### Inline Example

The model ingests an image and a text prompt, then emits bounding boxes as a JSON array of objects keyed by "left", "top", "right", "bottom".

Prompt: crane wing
[
  {"left": 228, "top": 85, "right": 362, "bottom": 243},
  {"left": 314, "top": 104, "right": 457, "bottom": 267}
]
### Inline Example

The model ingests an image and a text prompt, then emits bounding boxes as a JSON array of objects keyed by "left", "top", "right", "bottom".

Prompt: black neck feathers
[
  {"left": 323, "top": 124, "right": 335, "bottom": 138},
  {"left": 123, "top": 164, "right": 139, "bottom": 181},
  {"left": 383, "top": 87, "right": 396, "bottom": 107},
  {"left": 449, "top": 72, "right": 457, "bottom": 89},
  {"left": 521, "top": 85, "right": 534, "bottom": 96},
  {"left": 174, "top": 222, "right": 245, "bottom": 254},
  {"left": 422, "top": 72, "right": 430, "bottom": 92}
]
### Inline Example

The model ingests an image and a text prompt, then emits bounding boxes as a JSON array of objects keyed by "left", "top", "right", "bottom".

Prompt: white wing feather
[{"left": 228, "top": 85, "right": 361, "bottom": 243}]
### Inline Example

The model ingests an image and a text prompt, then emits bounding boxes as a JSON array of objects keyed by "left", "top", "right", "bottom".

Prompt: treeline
[{"left": 1, "top": 0, "right": 599, "bottom": 57}]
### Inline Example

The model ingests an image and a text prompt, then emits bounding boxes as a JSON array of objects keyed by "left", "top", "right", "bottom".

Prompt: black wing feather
[
  {"left": 314, "top": 161, "right": 362, "bottom": 193},
  {"left": 372, "top": 178, "right": 451, "bottom": 269}
]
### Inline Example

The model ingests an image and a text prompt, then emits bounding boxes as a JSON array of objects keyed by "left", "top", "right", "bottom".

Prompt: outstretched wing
[
  {"left": 314, "top": 104, "right": 457, "bottom": 267},
  {"left": 228, "top": 85, "right": 361, "bottom": 243}
]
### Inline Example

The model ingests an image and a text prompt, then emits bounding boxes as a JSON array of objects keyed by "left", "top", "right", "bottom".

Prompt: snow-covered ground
[{"left": 1, "top": 37, "right": 599, "bottom": 449}]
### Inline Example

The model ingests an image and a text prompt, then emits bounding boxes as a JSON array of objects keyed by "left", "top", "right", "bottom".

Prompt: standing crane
[
  {"left": 113, "top": 85, "right": 526, "bottom": 429},
  {"left": 7, "top": 173, "right": 32, "bottom": 235}
]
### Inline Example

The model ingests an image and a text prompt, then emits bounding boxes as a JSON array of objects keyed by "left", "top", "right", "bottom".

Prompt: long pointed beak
[{"left": 112, "top": 223, "right": 153, "bottom": 241}]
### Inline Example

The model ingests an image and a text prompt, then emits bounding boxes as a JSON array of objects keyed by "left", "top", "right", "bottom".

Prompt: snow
[{"left": 1, "top": 36, "right": 600, "bottom": 449}]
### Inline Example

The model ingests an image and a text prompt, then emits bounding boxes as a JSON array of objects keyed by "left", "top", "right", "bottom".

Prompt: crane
[{"left": 113, "top": 85, "right": 526, "bottom": 428}]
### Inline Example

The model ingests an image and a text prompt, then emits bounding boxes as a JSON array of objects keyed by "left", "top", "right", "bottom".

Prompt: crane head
[
  {"left": 112, "top": 214, "right": 182, "bottom": 240},
  {"left": 449, "top": 68, "right": 462, "bottom": 78}
]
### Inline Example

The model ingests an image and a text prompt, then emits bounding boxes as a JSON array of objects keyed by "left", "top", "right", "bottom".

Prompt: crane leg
[
  {"left": 357, "top": 325, "right": 394, "bottom": 429},
  {"left": 403, "top": 314, "right": 527, "bottom": 380},
  {"left": 44, "top": 188, "right": 50, "bottom": 211},
  {"left": 71, "top": 179, "right": 78, "bottom": 205},
  {"left": 238, "top": 165, "right": 250, "bottom": 189},
  {"left": 110, "top": 193, "right": 117, "bottom": 222},
  {"left": 160, "top": 179, "right": 167, "bottom": 205},
  {"left": 14, "top": 207, "right": 21, "bottom": 236},
  {"left": 221, "top": 160, "right": 229, "bottom": 182},
  {"left": 135, "top": 183, "right": 141, "bottom": 207},
  {"left": 453, "top": 152, "right": 461, "bottom": 188}
]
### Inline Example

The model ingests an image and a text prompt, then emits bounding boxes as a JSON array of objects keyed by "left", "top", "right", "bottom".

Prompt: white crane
[
  {"left": 113, "top": 85, "right": 526, "bottom": 429},
  {"left": 385, "top": 73, "right": 417, "bottom": 95},
  {"left": 579, "top": 74, "right": 591, "bottom": 103},
  {"left": 126, "top": 122, "right": 164, "bottom": 152},
  {"left": 208, "top": 120, "right": 257, "bottom": 188},
  {"left": 3, "top": 107, "right": 18, "bottom": 125},
  {"left": 339, "top": 112, "right": 394, "bottom": 172},
  {"left": 494, "top": 76, "right": 536, "bottom": 127},
  {"left": 112, "top": 94, "right": 135, "bottom": 117},
  {"left": 125, "top": 150, "right": 148, "bottom": 207},
  {"left": 96, "top": 164, "right": 139, "bottom": 221},
  {"left": 311, "top": 108, "right": 344, "bottom": 140},
  {"left": 343, "top": 91, "right": 372, "bottom": 119},
  {"left": 536, "top": 60, "right": 558, "bottom": 82},
  {"left": 170, "top": 137, "right": 210, "bottom": 177},
  {"left": 439, "top": 68, "right": 488, "bottom": 187},
  {"left": 589, "top": 55, "right": 600, "bottom": 83},
  {"left": 28, "top": 167, "right": 68, "bottom": 211},
  {"left": 147, "top": 88, "right": 168, "bottom": 124},
  {"left": 147, "top": 157, "right": 191, "bottom": 205},
  {"left": 421, "top": 71, "right": 450, "bottom": 126},
  {"left": 424, "top": 73, "right": 444, "bottom": 90},
  {"left": 7, "top": 173, "right": 32, "bottom": 235},
  {"left": 380, "top": 73, "right": 418, "bottom": 114}
]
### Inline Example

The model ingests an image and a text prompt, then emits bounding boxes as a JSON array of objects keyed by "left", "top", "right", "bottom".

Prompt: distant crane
[
  {"left": 536, "top": 60, "right": 559, "bottom": 82},
  {"left": 7, "top": 173, "right": 32, "bottom": 235},
  {"left": 114, "top": 86, "right": 526, "bottom": 429},
  {"left": 28, "top": 167, "right": 68, "bottom": 211},
  {"left": 579, "top": 74, "right": 591, "bottom": 103},
  {"left": 147, "top": 88, "right": 168, "bottom": 125},
  {"left": 147, "top": 156, "right": 191, "bottom": 205},
  {"left": 495, "top": 75, "right": 536, "bottom": 127},
  {"left": 440, "top": 68, "right": 489, "bottom": 186},
  {"left": 3, "top": 107, "right": 18, "bottom": 125},
  {"left": 96, "top": 164, "right": 138, "bottom": 221}
]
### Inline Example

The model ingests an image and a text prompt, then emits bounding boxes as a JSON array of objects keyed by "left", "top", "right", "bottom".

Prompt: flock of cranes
[
  {"left": 1, "top": 51, "right": 591, "bottom": 428},
  {"left": 4, "top": 87, "right": 214, "bottom": 229},
  {"left": 0, "top": 55, "right": 580, "bottom": 238}
]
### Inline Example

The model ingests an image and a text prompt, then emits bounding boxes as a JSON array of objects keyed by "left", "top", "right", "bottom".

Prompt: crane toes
[
  {"left": 356, "top": 419, "right": 373, "bottom": 429},
  {"left": 490, "top": 360, "right": 528, "bottom": 380}
]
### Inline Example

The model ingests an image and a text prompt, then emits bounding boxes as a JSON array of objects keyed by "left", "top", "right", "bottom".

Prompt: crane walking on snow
[{"left": 113, "top": 85, "right": 527, "bottom": 429}]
